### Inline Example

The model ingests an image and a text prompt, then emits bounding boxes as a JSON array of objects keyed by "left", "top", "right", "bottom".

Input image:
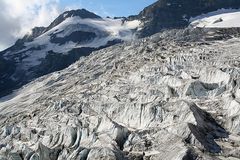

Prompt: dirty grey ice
[{"left": 0, "top": 29, "right": 240, "bottom": 159}]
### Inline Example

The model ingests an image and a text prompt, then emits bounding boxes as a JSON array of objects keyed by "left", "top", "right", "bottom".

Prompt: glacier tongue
[{"left": 0, "top": 31, "right": 240, "bottom": 160}]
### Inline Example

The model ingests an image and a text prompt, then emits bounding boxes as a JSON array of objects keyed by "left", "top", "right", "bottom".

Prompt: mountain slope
[
  {"left": 0, "top": 30, "right": 240, "bottom": 159},
  {"left": 134, "top": 0, "right": 240, "bottom": 37},
  {"left": 0, "top": 9, "right": 140, "bottom": 97}
]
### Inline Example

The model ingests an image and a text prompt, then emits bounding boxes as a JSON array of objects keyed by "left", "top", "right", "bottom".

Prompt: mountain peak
[
  {"left": 12, "top": 9, "right": 102, "bottom": 47},
  {"left": 62, "top": 9, "right": 102, "bottom": 19},
  {"left": 45, "top": 9, "right": 101, "bottom": 34}
]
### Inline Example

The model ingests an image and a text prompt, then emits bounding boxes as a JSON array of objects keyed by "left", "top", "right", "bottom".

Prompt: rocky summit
[{"left": 0, "top": 0, "right": 240, "bottom": 160}]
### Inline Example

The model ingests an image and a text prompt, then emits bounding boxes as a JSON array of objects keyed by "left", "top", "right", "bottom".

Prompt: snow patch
[{"left": 190, "top": 8, "right": 240, "bottom": 28}]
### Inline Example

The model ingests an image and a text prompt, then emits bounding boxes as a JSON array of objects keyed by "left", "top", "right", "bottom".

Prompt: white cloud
[{"left": 0, "top": 0, "right": 61, "bottom": 51}]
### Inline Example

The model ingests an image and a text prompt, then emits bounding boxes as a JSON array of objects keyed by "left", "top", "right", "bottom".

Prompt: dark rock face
[
  {"left": 21, "top": 27, "right": 46, "bottom": 42},
  {"left": 0, "top": 58, "right": 16, "bottom": 97},
  {"left": 50, "top": 31, "right": 97, "bottom": 45},
  {"left": 134, "top": 0, "right": 240, "bottom": 37},
  {"left": 31, "top": 49, "right": 95, "bottom": 78}
]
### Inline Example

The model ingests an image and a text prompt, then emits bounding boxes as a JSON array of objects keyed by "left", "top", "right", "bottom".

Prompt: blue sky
[{"left": 60, "top": 0, "right": 157, "bottom": 17}]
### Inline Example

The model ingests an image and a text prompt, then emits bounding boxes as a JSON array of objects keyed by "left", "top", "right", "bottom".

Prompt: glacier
[{"left": 0, "top": 29, "right": 240, "bottom": 160}]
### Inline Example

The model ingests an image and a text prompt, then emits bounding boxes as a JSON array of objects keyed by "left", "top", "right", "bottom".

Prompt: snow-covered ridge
[
  {"left": 3, "top": 17, "right": 141, "bottom": 72},
  {"left": 7, "top": 17, "right": 141, "bottom": 55},
  {"left": 190, "top": 8, "right": 240, "bottom": 28},
  {"left": 47, "top": 17, "right": 141, "bottom": 41}
]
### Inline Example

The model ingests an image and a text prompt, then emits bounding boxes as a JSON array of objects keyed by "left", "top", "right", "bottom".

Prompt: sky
[
  {"left": 0, "top": 0, "right": 157, "bottom": 51},
  {"left": 60, "top": 0, "right": 157, "bottom": 17}
]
